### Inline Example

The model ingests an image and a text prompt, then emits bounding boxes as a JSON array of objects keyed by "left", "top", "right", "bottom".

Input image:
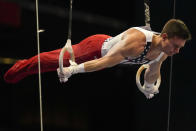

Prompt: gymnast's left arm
[{"left": 144, "top": 54, "right": 168, "bottom": 85}]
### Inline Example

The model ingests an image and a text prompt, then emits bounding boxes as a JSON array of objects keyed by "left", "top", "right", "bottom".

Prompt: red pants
[{"left": 4, "top": 34, "right": 111, "bottom": 83}]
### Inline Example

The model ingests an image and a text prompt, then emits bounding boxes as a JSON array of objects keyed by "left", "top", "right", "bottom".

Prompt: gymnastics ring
[
  {"left": 59, "top": 39, "right": 77, "bottom": 74},
  {"left": 136, "top": 64, "right": 161, "bottom": 94}
]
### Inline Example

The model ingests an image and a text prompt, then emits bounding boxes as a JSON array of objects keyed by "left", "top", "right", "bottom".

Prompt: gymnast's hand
[
  {"left": 57, "top": 67, "right": 72, "bottom": 83},
  {"left": 57, "top": 62, "right": 85, "bottom": 83},
  {"left": 139, "top": 87, "right": 158, "bottom": 99},
  {"left": 139, "top": 81, "right": 159, "bottom": 99},
  {"left": 144, "top": 82, "right": 159, "bottom": 94}
]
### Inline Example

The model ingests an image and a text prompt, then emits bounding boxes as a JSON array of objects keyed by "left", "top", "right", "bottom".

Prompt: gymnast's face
[{"left": 161, "top": 34, "right": 186, "bottom": 56}]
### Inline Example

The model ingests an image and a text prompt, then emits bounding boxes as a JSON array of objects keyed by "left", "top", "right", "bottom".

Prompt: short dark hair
[{"left": 161, "top": 19, "right": 191, "bottom": 40}]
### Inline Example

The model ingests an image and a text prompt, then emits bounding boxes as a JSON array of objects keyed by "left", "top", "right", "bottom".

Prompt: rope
[
  {"left": 144, "top": 0, "right": 150, "bottom": 27},
  {"left": 35, "top": 0, "right": 44, "bottom": 131}
]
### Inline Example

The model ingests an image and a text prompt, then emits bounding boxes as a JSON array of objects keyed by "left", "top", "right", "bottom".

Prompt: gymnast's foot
[{"left": 4, "top": 59, "right": 29, "bottom": 84}]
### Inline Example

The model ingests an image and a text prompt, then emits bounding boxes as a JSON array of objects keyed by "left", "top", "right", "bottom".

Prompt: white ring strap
[{"left": 59, "top": 39, "right": 77, "bottom": 74}]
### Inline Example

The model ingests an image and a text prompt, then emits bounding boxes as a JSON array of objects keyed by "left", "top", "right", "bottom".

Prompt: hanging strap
[{"left": 58, "top": 0, "right": 77, "bottom": 75}]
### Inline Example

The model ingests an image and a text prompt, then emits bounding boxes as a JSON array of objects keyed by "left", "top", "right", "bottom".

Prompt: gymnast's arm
[
  {"left": 83, "top": 32, "right": 144, "bottom": 72},
  {"left": 144, "top": 54, "right": 168, "bottom": 84},
  {"left": 61, "top": 29, "right": 145, "bottom": 76},
  {"left": 83, "top": 43, "right": 126, "bottom": 72}
]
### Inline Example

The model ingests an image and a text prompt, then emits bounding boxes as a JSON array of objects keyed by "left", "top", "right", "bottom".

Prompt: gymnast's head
[{"left": 160, "top": 19, "right": 191, "bottom": 56}]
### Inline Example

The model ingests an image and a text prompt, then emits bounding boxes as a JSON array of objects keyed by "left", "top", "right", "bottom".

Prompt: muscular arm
[
  {"left": 83, "top": 29, "right": 145, "bottom": 72},
  {"left": 144, "top": 54, "right": 168, "bottom": 83},
  {"left": 83, "top": 52, "right": 125, "bottom": 72},
  {"left": 59, "top": 29, "right": 148, "bottom": 83}
]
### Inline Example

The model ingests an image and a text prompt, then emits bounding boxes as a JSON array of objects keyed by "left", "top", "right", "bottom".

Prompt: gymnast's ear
[{"left": 161, "top": 33, "right": 168, "bottom": 40}]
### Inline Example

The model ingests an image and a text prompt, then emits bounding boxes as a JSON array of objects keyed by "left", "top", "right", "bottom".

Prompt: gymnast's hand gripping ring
[
  {"left": 136, "top": 64, "right": 161, "bottom": 98},
  {"left": 59, "top": 39, "right": 77, "bottom": 74}
]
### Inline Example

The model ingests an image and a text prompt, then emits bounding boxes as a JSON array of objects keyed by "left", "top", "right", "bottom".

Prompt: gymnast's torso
[{"left": 101, "top": 26, "right": 164, "bottom": 64}]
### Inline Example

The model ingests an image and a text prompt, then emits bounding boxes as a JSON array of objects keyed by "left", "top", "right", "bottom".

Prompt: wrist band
[
  {"left": 144, "top": 80, "right": 154, "bottom": 88},
  {"left": 77, "top": 63, "right": 85, "bottom": 73},
  {"left": 68, "top": 63, "right": 85, "bottom": 74}
]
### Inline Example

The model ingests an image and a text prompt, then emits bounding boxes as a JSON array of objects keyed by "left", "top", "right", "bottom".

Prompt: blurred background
[{"left": 0, "top": 0, "right": 195, "bottom": 131}]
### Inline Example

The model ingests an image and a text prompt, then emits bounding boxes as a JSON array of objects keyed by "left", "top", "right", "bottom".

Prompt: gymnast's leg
[{"left": 4, "top": 34, "right": 111, "bottom": 83}]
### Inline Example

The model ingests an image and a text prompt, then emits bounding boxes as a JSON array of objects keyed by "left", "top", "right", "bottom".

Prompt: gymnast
[{"left": 4, "top": 19, "right": 191, "bottom": 98}]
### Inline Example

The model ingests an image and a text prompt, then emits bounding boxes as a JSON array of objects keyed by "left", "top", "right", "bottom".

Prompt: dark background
[{"left": 0, "top": 0, "right": 195, "bottom": 131}]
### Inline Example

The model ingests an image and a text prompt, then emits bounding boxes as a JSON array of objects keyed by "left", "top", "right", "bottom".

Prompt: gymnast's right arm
[
  {"left": 83, "top": 31, "right": 144, "bottom": 72},
  {"left": 57, "top": 40, "right": 126, "bottom": 82},
  {"left": 57, "top": 31, "right": 142, "bottom": 82},
  {"left": 84, "top": 49, "right": 125, "bottom": 72},
  {"left": 74, "top": 33, "right": 139, "bottom": 72}
]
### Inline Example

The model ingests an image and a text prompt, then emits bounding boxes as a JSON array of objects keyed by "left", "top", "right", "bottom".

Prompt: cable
[
  {"left": 35, "top": 0, "right": 44, "bottom": 131},
  {"left": 68, "top": 0, "right": 73, "bottom": 40},
  {"left": 167, "top": 57, "right": 173, "bottom": 131},
  {"left": 167, "top": 0, "right": 176, "bottom": 131}
]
